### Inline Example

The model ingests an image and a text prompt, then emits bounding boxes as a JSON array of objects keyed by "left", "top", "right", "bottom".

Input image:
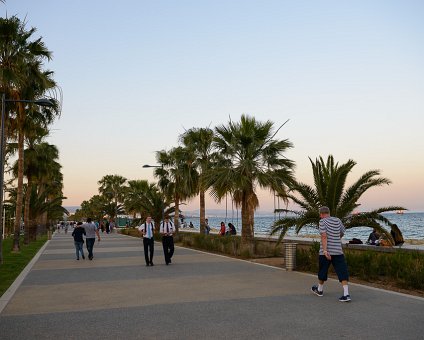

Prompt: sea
[{"left": 182, "top": 212, "right": 424, "bottom": 242}]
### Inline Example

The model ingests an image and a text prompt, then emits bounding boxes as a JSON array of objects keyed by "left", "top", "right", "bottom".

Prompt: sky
[{"left": 2, "top": 0, "right": 424, "bottom": 213}]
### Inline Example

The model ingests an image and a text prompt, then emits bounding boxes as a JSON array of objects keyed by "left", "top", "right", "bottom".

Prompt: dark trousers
[
  {"left": 318, "top": 254, "right": 349, "bottom": 282},
  {"left": 86, "top": 238, "right": 95, "bottom": 259},
  {"left": 74, "top": 241, "right": 84, "bottom": 259},
  {"left": 143, "top": 237, "right": 154, "bottom": 264},
  {"left": 162, "top": 236, "right": 174, "bottom": 264}
]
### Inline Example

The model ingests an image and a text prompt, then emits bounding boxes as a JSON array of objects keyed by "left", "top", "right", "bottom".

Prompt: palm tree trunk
[
  {"left": 174, "top": 194, "right": 180, "bottom": 232},
  {"left": 199, "top": 189, "right": 205, "bottom": 233},
  {"left": 38, "top": 184, "right": 48, "bottom": 236},
  {"left": 23, "top": 180, "right": 32, "bottom": 245},
  {"left": 241, "top": 191, "right": 254, "bottom": 255},
  {"left": 0, "top": 107, "right": 8, "bottom": 263},
  {"left": 12, "top": 123, "right": 25, "bottom": 252}
]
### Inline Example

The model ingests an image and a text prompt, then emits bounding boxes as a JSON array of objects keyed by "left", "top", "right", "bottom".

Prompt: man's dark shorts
[{"left": 318, "top": 254, "right": 349, "bottom": 282}]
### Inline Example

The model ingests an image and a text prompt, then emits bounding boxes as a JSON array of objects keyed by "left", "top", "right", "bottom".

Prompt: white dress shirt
[
  {"left": 160, "top": 221, "right": 174, "bottom": 235},
  {"left": 138, "top": 222, "right": 154, "bottom": 239}
]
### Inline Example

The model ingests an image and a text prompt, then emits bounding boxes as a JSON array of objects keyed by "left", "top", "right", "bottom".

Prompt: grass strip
[{"left": 0, "top": 236, "right": 47, "bottom": 297}]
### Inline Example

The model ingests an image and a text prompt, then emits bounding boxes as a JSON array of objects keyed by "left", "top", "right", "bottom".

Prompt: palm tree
[
  {"left": 11, "top": 129, "right": 64, "bottom": 242},
  {"left": 140, "top": 182, "right": 174, "bottom": 231},
  {"left": 124, "top": 180, "right": 150, "bottom": 220},
  {"left": 12, "top": 131, "right": 59, "bottom": 243},
  {"left": 1, "top": 16, "right": 58, "bottom": 252},
  {"left": 205, "top": 115, "right": 295, "bottom": 252},
  {"left": 98, "top": 175, "right": 127, "bottom": 220},
  {"left": 271, "top": 155, "right": 406, "bottom": 244},
  {"left": 180, "top": 127, "right": 214, "bottom": 233},
  {"left": 36, "top": 151, "right": 64, "bottom": 233},
  {"left": 28, "top": 186, "right": 68, "bottom": 234},
  {"left": 155, "top": 147, "right": 198, "bottom": 231}
]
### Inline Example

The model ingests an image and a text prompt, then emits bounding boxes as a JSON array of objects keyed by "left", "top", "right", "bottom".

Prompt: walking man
[
  {"left": 138, "top": 215, "right": 155, "bottom": 266},
  {"left": 72, "top": 221, "right": 86, "bottom": 260},
  {"left": 83, "top": 217, "right": 101, "bottom": 260},
  {"left": 160, "top": 215, "right": 174, "bottom": 265},
  {"left": 311, "top": 206, "right": 351, "bottom": 302}
]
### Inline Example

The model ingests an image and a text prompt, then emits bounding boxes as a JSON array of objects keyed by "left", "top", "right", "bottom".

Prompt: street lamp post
[
  {"left": 0, "top": 94, "right": 53, "bottom": 263},
  {"left": 142, "top": 164, "right": 165, "bottom": 228}
]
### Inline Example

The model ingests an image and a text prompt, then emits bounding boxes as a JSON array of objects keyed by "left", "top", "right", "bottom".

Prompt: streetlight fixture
[
  {"left": 142, "top": 164, "right": 165, "bottom": 227},
  {"left": 0, "top": 94, "right": 54, "bottom": 263}
]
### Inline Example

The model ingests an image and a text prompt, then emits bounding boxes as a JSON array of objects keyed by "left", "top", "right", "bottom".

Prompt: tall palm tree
[
  {"left": 205, "top": 115, "right": 295, "bottom": 252},
  {"left": 180, "top": 127, "right": 214, "bottom": 233},
  {"left": 1, "top": 16, "right": 58, "bottom": 252},
  {"left": 98, "top": 175, "right": 127, "bottom": 220},
  {"left": 155, "top": 147, "right": 198, "bottom": 231},
  {"left": 271, "top": 155, "right": 406, "bottom": 244}
]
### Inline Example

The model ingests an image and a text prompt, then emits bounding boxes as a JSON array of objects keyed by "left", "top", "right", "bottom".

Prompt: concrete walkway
[{"left": 0, "top": 232, "right": 423, "bottom": 340}]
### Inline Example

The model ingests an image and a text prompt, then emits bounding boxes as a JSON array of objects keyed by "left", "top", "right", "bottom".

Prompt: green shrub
[
  {"left": 296, "top": 241, "right": 320, "bottom": 273},
  {"left": 180, "top": 233, "right": 243, "bottom": 257}
]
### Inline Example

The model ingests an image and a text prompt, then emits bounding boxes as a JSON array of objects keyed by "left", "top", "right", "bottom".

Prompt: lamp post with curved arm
[
  {"left": 0, "top": 94, "right": 54, "bottom": 263},
  {"left": 142, "top": 164, "right": 165, "bottom": 227}
]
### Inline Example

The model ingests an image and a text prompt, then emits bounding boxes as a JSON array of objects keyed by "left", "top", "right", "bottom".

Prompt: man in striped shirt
[{"left": 311, "top": 206, "right": 351, "bottom": 302}]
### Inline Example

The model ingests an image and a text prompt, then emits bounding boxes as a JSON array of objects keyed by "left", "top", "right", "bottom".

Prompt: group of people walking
[
  {"left": 138, "top": 215, "right": 175, "bottom": 266},
  {"left": 70, "top": 215, "right": 176, "bottom": 266},
  {"left": 71, "top": 218, "right": 101, "bottom": 260}
]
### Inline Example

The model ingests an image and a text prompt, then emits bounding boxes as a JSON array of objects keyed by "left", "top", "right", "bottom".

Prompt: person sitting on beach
[
  {"left": 189, "top": 221, "right": 194, "bottom": 228},
  {"left": 367, "top": 228, "right": 380, "bottom": 245},
  {"left": 219, "top": 222, "right": 226, "bottom": 236},
  {"left": 390, "top": 224, "right": 404, "bottom": 246}
]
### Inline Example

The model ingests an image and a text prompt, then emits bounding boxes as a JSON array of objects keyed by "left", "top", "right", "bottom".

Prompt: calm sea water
[{"left": 182, "top": 212, "right": 424, "bottom": 241}]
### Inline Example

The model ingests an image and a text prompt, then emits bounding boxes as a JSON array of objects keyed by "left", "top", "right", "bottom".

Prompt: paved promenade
[{"left": 1, "top": 232, "right": 423, "bottom": 340}]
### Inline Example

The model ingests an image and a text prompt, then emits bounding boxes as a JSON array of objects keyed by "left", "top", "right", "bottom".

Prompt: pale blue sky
[{"left": 3, "top": 1, "right": 424, "bottom": 212}]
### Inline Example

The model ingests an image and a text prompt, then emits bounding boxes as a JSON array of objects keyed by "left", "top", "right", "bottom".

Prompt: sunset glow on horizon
[{"left": 3, "top": 1, "right": 423, "bottom": 213}]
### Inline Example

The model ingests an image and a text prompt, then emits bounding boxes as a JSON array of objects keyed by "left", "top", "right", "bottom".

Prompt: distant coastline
[{"left": 64, "top": 206, "right": 424, "bottom": 217}]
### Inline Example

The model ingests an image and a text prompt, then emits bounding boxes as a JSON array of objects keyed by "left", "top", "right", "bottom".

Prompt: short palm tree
[
  {"left": 124, "top": 180, "right": 150, "bottom": 219},
  {"left": 124, "top": 180, "right": 174, "bottom": 231},
  {"left": 180, "top": 127, "right": 214, "bottom": 233},
  {"left": 271, "top": 155, "right": 406, "bottom": 244},
  {"left": 28, "top": 186, "right": 68, "bottom": 232},
  {"left": 98, "top": 175, "right": 127, "bottom": 220},
  {"left": 155, "top": 147, "right": 198, "bottom": 230},
  {"left": 14, "top": 132, "right": 60, "bottom": 243},
  {"left": 205, "top": 115, "right": 295, "bottom": 251}
]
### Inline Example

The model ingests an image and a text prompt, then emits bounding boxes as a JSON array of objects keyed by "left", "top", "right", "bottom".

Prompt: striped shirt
[{"left": 319, "top": 216, "right": 345, "bottom": 255}]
